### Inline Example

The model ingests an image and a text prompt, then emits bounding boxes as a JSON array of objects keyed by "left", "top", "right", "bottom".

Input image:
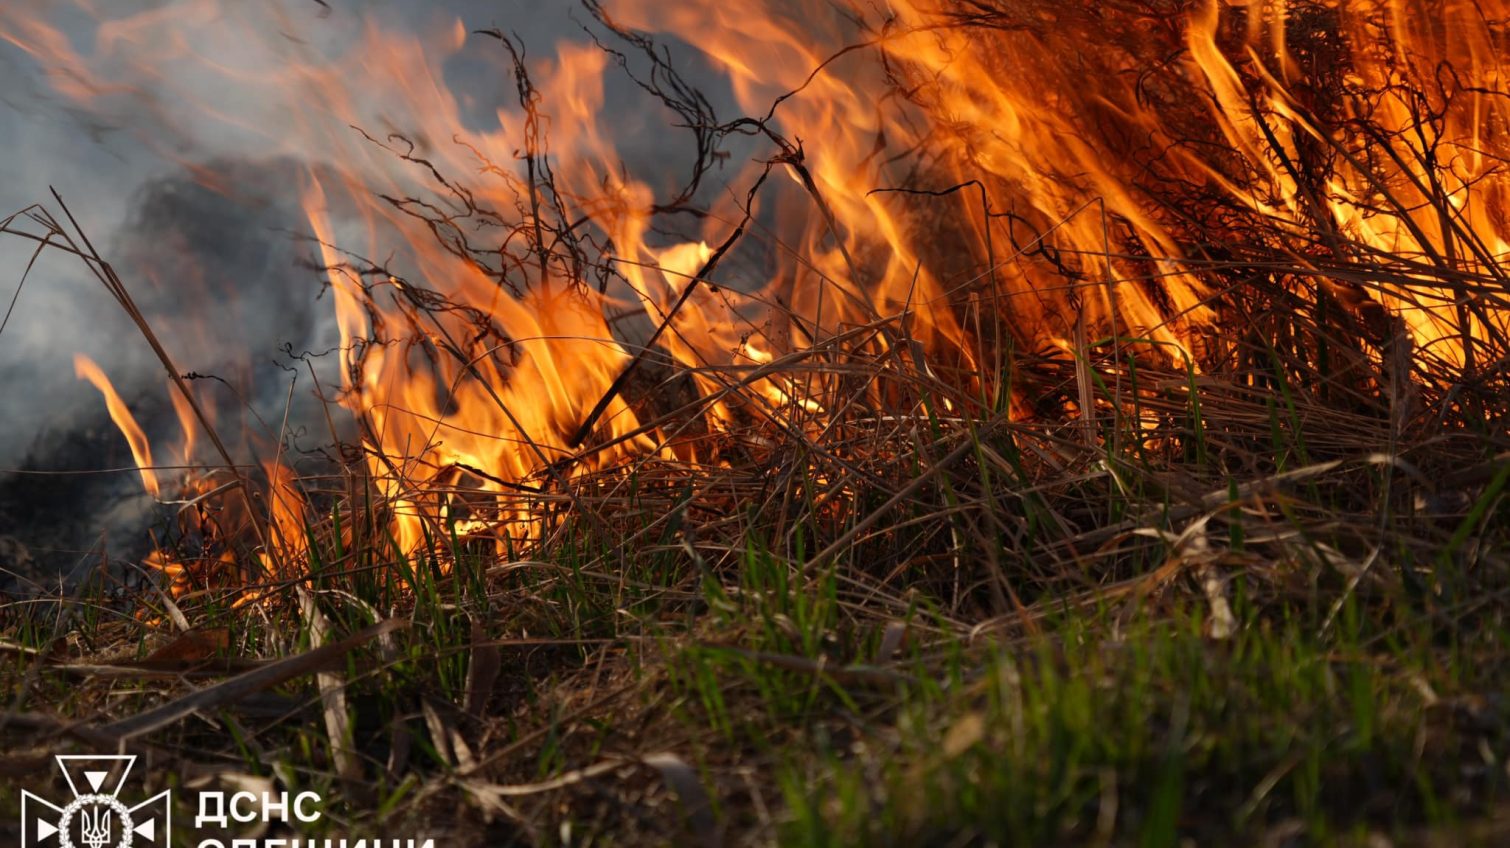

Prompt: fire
[
  {"left": 7, "top": 1, "right": 1510, "bottom": 594},
  {"left": 74, "top": 353, "right": 160, "bottom": 498},
  {"left": 261, "top": 458, "right": 311, "bottom": 572},
  {"left": 1183, "top": 0, "right": 1510, "bottom": 369}
]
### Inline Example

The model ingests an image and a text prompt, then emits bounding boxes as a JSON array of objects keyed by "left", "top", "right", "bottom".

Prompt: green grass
[
  {"left": 2, "top": 14, "right": 1509, "bottom": 838},
  {"left": 4, "top": 387, "right": 1508, "bottom": 846}
]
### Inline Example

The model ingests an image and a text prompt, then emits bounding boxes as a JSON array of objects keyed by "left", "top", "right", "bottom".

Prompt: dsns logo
[{"left": 20, "top": 756, "right": 170, "bottom": 848}]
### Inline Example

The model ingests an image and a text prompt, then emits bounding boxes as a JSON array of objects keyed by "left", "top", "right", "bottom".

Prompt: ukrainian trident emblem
[{"left": 19, "top": 755, "right": 170, "bottom": 848}]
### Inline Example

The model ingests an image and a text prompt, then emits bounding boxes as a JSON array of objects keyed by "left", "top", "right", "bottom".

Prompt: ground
[{"left": 3, "top": 353, "right": 1508, "bottom": 846}]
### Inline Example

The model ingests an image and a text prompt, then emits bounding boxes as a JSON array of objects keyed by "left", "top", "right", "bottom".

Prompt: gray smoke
[
  {"left": 0, "top": 0, "right": 742, "bottom": 587},
  {"left": 0, "top": 157, "right": 341, "bottom": 586}
]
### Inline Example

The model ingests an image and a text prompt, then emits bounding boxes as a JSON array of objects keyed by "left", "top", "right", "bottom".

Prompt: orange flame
[
  {"left": 261, "top": 458, "right": 310, "bottom": 574},
  {"left": 7, "top": 0, "right": 1508, "bottom": 585},
  {"left": 73, "top": 353, "right": 160, "bottom": 498}
]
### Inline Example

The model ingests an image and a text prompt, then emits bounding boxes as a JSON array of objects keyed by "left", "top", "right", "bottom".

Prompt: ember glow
[{"left": 4, "top": 0, "right": 1508, "bottom": 591}]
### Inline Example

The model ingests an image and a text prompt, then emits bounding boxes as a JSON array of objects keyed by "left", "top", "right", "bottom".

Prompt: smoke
[
  {"left": 0, "top": 156, "right": 340, "bottom": 587},
  {"left": 0, "top": 0, "right": 744, "bottom": 587}
]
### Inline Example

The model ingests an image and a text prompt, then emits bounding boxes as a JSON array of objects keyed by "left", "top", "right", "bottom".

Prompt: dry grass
[{"left": 4, "top": 2, "right": 1510, "bottom": 844}]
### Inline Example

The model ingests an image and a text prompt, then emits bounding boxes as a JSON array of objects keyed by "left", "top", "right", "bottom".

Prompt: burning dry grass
[{"left": 3, "top": 0, "right": 1510, "bottom": 844}]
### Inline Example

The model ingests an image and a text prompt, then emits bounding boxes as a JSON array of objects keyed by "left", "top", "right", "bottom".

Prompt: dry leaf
[{"left": 142, "top": 627, "right": 230, "bottom": 664}]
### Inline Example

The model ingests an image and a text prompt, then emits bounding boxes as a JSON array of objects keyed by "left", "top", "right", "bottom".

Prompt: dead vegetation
[{"left": 4, "top": 1, "right": 1510, "bottom": 844}]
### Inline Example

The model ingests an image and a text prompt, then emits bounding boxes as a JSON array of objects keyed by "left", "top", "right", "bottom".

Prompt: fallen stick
[{"left": 92, "top": 619, "right": 405, "bottom": 741}]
